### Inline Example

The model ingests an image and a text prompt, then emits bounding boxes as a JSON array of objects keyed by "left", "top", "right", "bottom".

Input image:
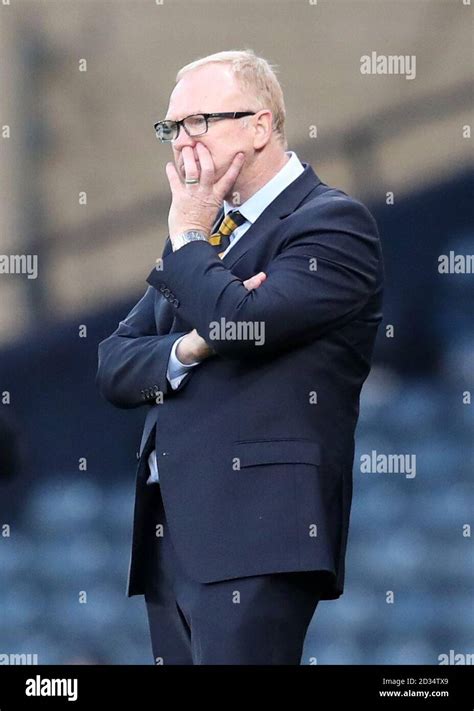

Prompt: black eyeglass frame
[{"left": 153, "top": 112, "right": 256, "bottom": 142}]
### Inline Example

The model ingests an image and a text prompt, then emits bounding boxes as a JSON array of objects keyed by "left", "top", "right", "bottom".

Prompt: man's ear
[{"left": 253, "top": 109, "right": 274, "bottom": 150}]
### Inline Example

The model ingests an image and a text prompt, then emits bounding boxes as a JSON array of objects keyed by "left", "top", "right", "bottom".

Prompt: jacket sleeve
[
  {"left": 146, "top": 197, "right": 383, "bottom": 359},
  {"left": 96, "top": 284, "right": 191, "bottom": 409}
]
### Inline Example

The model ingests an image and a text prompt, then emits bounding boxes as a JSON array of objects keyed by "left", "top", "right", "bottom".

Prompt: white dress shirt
[{"left": 146, "top": 150, "right": 304, "bottom": 484}]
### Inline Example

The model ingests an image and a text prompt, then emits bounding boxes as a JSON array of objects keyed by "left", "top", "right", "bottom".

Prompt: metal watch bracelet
[{"left": 173, "top": 229, "right": 208, "bottom": 250}]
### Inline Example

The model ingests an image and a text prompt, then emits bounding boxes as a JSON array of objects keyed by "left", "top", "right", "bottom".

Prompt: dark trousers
[{"left": 143, "top": 484, "right": 321, "bottom": 665}]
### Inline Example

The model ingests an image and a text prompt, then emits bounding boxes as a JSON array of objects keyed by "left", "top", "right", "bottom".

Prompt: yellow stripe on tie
[{"left": 209, "top": 210, "right": 246, "bottom": 252}]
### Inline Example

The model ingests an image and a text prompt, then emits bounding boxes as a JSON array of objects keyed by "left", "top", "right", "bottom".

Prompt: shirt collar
[{"left": 223, "top": 150, "right": 304, "bottom": 224}]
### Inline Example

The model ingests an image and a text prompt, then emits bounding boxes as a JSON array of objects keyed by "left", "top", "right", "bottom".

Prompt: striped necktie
[{"left": 208, "top": 209, "right": 247, "bottom": 259}]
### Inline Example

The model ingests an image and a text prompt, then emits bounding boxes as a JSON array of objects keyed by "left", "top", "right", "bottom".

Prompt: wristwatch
[{"left": 172, "top": 229, "right": 208, "bottom": 251}]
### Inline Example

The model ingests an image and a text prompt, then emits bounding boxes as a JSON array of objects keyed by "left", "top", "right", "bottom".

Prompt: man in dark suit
[{"left": 96, "top": 49, "right": 383, "bottom": 664}]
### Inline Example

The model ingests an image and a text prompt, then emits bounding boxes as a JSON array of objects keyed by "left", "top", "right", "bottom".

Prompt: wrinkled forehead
[{"left": 166, "top": 64, "right": 245, "bottom": 121}]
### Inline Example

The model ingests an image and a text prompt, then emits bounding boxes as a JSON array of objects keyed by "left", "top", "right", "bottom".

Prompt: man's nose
[{"left": 173, "top": 127, "right": 198, "bottom": 150}]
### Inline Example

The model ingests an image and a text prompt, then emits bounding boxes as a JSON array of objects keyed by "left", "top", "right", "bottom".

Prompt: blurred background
[{"left": 0, "top": 0, "right": 472, "bottom": 664}]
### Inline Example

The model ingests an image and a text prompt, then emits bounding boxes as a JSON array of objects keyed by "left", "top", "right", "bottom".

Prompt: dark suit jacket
[{"left": 96, "top": 162, "right": 384, "bottom": 600}]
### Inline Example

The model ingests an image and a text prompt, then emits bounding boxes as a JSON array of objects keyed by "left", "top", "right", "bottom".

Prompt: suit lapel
[{"left": 221, "top": 163, "right": 322, "bottom": 269}]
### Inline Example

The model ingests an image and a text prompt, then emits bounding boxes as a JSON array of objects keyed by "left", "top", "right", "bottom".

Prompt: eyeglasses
[{"left": 153, "top": 112, "right": 256, "bottom": 143}]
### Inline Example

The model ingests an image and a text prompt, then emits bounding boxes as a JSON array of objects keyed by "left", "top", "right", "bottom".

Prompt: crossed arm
[
  {"left": 97, "top": 198, "right": 381, "bottom": 407},
  {"left": 96, "top": 268, "right": 266, "bottom": 409},
  {"left": 146, "top": 197, "right": 382, "bottom": 358},
  {"left": 96, "top": 286, "right": 189, "bottom": 409}
]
